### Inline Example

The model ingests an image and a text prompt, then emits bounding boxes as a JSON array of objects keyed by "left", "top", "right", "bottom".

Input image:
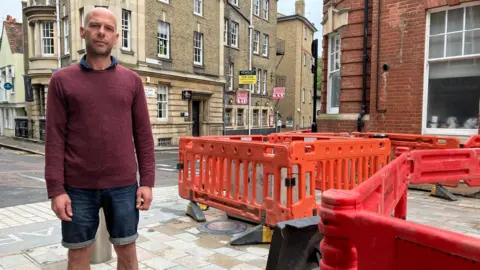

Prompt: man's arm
[
  {"left": 44, "top": 74, "right": 68, "bottom": 198},
  {"left": 132, "top": 76, "right": 156, "bottom": 187}
]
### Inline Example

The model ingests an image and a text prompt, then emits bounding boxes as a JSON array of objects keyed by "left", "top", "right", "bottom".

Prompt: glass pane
[
  {"left": 466, "top": 6, "right": 480, "bottom": 30},
  {"left": 465, "top": 29, "right": 480, "bottom": 55},
  {"left": 330, "top": 71, "right": 340, "bottom": 108},
  {"left": 426, "top": 59, "right": 480, "bottom": 129},
  {"left": 430, "top": 11, "right": 446, "bottom": 35},
  {"left": 330, "top": 52, "right": 335, "bottom": 71},
  {"left": 429, "top": 35, "right": 445, "bottom": 58},
  {"left": 446, "top": 32, "right": 463, "bottom": 56},
  {"left": 447, "top": 8, "right": 464, "bottom": 33}
]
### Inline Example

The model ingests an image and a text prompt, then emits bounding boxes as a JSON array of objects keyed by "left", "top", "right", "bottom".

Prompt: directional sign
[
  {"left": 239, "top": 70, "right": 257, "bottom": 85},
  {"left": 3, "top": 82, "right": 13, "bottom": 90}
]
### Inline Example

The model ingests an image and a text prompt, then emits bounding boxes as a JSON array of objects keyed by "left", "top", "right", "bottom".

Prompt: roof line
[{"left": 277, "top": 14, "right": 317, "bottom": 32}]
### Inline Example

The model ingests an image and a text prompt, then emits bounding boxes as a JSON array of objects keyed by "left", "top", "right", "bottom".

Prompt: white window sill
[{"left": 423, "top": 128, "right": 477, "bottom": 137}]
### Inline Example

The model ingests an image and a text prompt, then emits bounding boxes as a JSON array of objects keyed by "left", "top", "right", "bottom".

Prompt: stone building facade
[
  {"left": 276, "top": 0, "right": 317, "bottom": 130},
  {"left": 223, "top": 0, "right": 278, "bottom": 135},
  {"left": 320, "top": 0, "right": 480, "bottom": 141},
  {"left": 21, "top": 0, "right": 225, "bottom": 145}
]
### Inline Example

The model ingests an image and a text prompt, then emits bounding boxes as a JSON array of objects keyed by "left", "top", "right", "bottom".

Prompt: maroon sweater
[{"left": 44, "top": 59, "right": 155, "bottom": 198}]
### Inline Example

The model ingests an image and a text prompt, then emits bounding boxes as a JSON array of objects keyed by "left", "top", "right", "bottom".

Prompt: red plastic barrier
[
  {"left": 319, "top": 149, "right": 480, "bottom": 269},
  {"left": 464, "top": 135, "right": 480, "bottom": 148},
  {"left": 408, "top": 149, "right": 480, "bottom": 187}
]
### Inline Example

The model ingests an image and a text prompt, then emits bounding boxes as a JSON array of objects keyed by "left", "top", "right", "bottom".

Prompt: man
[{"left": 44, "top": 7, "right": 155, "bottom": 270}]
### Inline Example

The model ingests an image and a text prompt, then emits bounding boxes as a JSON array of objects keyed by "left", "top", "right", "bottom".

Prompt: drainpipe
[
  {"left": 357, "top": 0, "right": 369, "bottom": 132},
  {"left": 55, "top": 0, "right": 61, "bottom": 69},
  {"left": 375, "top": 0, "right": 387, "bottom": 113},
  {"left": 247, "top": 0, "right": 253, "bottom": 135}
]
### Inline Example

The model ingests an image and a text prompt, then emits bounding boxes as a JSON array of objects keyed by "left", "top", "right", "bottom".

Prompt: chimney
[
  {"left": 295, "top": 0, "right": 305, "bottom": 16},
  {"left": 6, "top": 15, "right": 16, "bottom": 23}
]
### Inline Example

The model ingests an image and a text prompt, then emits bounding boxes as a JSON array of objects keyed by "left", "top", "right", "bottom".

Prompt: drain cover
[{"left": 199, "top": 220, "right": 246, "bottom": 235}]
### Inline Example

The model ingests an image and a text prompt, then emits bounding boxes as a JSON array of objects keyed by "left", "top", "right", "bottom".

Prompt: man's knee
[
  {"left": 114, "top": 242, "right": 136, "bottom": 254},
  {"left": 68, "top": 245, "right": 93, "bottom": 261}
]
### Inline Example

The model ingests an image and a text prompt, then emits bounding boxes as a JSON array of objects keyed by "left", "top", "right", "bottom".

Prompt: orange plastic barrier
[
  {"left": 178, "top": 136, "right": 390, "bottom": 227},
  {"left": 319, "top": 149, "right": 480, "bottom": 270},
  {"left": 464, "top": 135, "right": 480, "bottom": 148}
]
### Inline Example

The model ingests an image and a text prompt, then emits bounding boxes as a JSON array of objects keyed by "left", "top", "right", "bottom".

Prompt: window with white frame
[
  {"left": 157, "top": 21, "right": 170, "bottom": 58},
  {"left": 262, "top": 110, "right": 268, "bottom": 126},
  {"left": 230, "top": 21, "right": 239, "bottom": 48},
  {"left": 424, "top": 4, "right": 480, "bottom": 135},
  {"left": 224, "top": 19, "right": 229, "bottom": 45},
  {"left": 157, "top": 86, "right": 168, "bottom": 120},
  {"left": 159, "top": 0, "right": 169, "bottom": 3},
  {"left": 80, "top": 8, "right": 85, "bottom": 49},
  {"left": 254, "top": 0, "right": 260, "bottom": 16},
  {"left": 327, "top": 32, "right": 340, "bottom": 114},
  {"left": 263, "top": 70, "right": 267, "bottom": 94},
  {"left": 122, "top": 9, "right": 131, "bottom": 50},
  {"left": 257, "top": 68, "right": 261, "bottom": 93},
  {"left": 302, "top": 89, "right": 305, "bottom": 103},
  {"left": 237, "top": 109, "right": 244, "bottom": 126},
  {"left": 228, "top": 63, "right": 234, "bottom": 91},
  {"left": 253, "top": 109, "right": 259, "bottom": 126},
  {"left": 231, "top": 0, "right": 238, "bottom": 6},
  {"left": 63, "top": 18, "right": 69, "bottom": 55},
  {"left": 194, "top": 0, "right": 202, "bottom": 16},
  {"left": 41, "top": 22, "right": 54, "bottom": 56},
  {"left": 194, "top": 32, "right": 203, "bottom": 65},
  {"left": 263, "top": 0, "right": 269, "bottom": 20},
  {"left": 253, "top": 31, "right": 260, "bottom": 54},
  {"left": 225, "top": 108, "right": 232, "bottom": 126},
  {"left": 303, "top": 53, "right": 306, "bottom": 66},
  {"left": 262, "top": 34, "right": 269, "bottom": 56}
]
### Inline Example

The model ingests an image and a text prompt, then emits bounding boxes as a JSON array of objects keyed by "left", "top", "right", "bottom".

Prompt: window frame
[
  {"left": 263, "top": 70, "right": 267, "bottom": 95},
  {"left": 121, "top": 9, "right": 131, "bottom": 51},
  {"left": 422, "top": 2, "right": 480, "bottom": 136},
  {"left": 263, "top": 0, "right": 269, "bottom": 20},
  {"left": 157, "top": 85, "right": 168, "bottom": 121},
  {"left": 228, "top": 62, "right": 234, "bottom": 91},
  {"left": 194, "top": 31, "right": 204, "bottom": 65},
  {"left": 194, "top": 0, "right": 203, "bottom": 16},
  {"left": 253, "top": 31, "right": 260, "bottom": 54},
  {"left": 257, "top": 68, "right": 261, "bottom": 94},
  {"left": 224, "top": 19, "right": 229, "bottom": 45},
  {"left": 262, "top": 34, "right": 269, "bottom": 56},
  {"left": 254, "top": 0, "right": 260, "bottom": 16},
  {"left": 63, "top": 18, "right": 69, "bottom": 55},
  {"left": 40, "top": 21, "right": 55, "bottom": 56},
  {"left": 230, "top": 21, "right": 239, "bottom": 48},
  {"left": 236, "top": 109, "right": 244, "bottom": 126},
  {"left": 231, "top": 0, "right": 238, "bottom": 6},
  {"left": 327, "top": 32, "right": 341, "bottom": 114},
  {"left": 157, "top": 20, "right": 170, "bottom": 58}
]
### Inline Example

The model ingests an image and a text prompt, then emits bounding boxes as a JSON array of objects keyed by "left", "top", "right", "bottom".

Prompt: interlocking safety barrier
[
  {"left": 319, "top": 148, "right": 480, "bottom": 269},
  {"left": 178, "top": 135, "right": 391, "bottom": 244}
]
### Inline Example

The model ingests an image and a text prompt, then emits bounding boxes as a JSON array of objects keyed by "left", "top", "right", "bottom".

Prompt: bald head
[{"left": 84, "top": 7, "right": 117, "bottom": 31}]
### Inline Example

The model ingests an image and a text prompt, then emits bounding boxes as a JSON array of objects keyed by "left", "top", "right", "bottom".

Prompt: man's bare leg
[
  {"left": 114, "top": 242, "right": 138, "bottom": 270},
  {"left": 68, "top": 245, "right": 93, "bottom": 270}
]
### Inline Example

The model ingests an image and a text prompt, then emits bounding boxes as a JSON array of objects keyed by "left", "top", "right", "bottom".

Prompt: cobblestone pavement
[{"left": 0, "top": 188, "right": 478, "bottom": 269}]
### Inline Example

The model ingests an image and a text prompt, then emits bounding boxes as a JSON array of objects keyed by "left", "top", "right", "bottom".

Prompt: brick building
[
  {"left": 223, "top": 0, "right": 278, "bottom": 135},
  {"left": 320, "top": 0, "right": 480, "bottom": 140},
  {"left": 276, "top": 0, "right": 317, "bottom": 130},
  {"left": 21, "top": 0, "right": 225, "bottom": 145}
]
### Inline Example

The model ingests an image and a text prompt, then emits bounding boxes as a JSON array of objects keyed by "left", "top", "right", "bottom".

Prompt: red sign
[
  {"left": 236, "top": 90, "right": 249, "bottom": 105},
  {"left": 272, "top": 87, "right": 285, "bottom": 100}
]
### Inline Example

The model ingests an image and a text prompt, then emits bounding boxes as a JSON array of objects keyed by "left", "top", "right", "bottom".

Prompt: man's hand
[
  {"left": 51, "top": 194, "right": 73, "bottom": 222},
  {"left": 136, "top": 186, "right": 153, "bottom": 211}
]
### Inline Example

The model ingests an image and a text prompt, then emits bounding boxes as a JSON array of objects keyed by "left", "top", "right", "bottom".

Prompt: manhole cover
[{"left": 199, "top": 220, "right": 246, "bottom": 235}]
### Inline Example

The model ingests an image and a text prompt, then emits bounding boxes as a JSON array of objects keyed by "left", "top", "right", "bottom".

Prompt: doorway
[{"left": 192, "top": 101, "right": 200, "bottom": 137}]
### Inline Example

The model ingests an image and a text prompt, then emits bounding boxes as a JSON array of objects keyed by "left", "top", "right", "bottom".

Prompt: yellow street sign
[{"left": 239, "top": 70, "right": 257, "bottom": 85}]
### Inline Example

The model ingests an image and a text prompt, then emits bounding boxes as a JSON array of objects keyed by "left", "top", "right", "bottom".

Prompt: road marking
[
  {"left": 19, "top": 226, "right": 54, "bottom": 237},
  {"left": 156, "top": 164, "right": 172, "bottom": 167},
  {"left": 0, "top": 234, "right": 22, "bottom": 246},
  {"left": 18, "top": 173, "right": 45, "bottom": 183},
  {"left": 158, "top": 168, "right": 176, "bottom": 172}
]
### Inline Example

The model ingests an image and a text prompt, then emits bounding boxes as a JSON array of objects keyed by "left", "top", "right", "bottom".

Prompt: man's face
[{"left": 80, "top": 10, "right": 118, "bottom": 56}]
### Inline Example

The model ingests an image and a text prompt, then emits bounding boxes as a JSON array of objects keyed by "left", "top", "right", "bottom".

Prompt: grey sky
[{"left": 1, "top": 0, "right": 323, "bottom": 44}]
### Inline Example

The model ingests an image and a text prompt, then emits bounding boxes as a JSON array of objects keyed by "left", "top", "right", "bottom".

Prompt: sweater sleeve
[
  {"left": 132, "top": 76, "right": 156, "bottom": 187},
  {"left": 44, "top": 74, "right": 68, "bottom": 198}
]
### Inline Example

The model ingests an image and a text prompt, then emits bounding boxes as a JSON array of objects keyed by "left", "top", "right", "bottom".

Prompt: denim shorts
[{"left": 61, "top": 183, "right": 139, "bottom": 249}]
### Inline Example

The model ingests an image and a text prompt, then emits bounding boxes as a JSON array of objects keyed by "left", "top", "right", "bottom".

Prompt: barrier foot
[
  {"left": 431, "top": 184, "right": 458, "bottom": 201},
  {"left": 230, "top": 225, "right": 272, "bottom": 246},
  {"left": 265, "top": 216, "right": 322, "bottom": 270},
  {"left": 186, "top": 201, "right": 206, "bottom": 222}
]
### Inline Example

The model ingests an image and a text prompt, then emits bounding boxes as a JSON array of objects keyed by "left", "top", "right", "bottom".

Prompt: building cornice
[{"left": 277, "top": 14, "right": 317, "bottom": 32}]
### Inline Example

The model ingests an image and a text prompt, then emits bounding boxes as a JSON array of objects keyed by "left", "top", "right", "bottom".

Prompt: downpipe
[{"left": 357, "top": 0, "right": 369, "bottom": 132}]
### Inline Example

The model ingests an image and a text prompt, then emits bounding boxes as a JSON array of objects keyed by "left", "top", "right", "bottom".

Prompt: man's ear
[
  {"left": 114, "top": 33, "right": 119, "bottom": 45},
  {"left": 80, "top": 26, "right": 85, "bottom": 39}
]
